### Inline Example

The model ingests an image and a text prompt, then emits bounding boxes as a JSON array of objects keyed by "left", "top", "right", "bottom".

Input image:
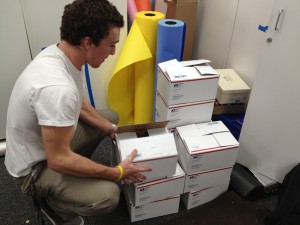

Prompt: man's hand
[
  {"left": 108, "top": 123, "right": 118, "bottom": 139},
  {"left": 118, "top": 149, "right": 152, "bottom": 184}
]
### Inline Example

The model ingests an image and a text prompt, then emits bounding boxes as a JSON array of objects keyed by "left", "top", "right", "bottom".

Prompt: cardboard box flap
[
  {"left": 118, "top": 133, "right": 178, "bottom": 162},
  {"left": 117, "top": 121, "right": 169, "bottom": 134},
  {"left": 195, "top": 64, "right": 218, "bottom": 76},
  {"left": 184, "top": 135, "right": 220, "bottom": 152},
  {"left": 213, "top": 132, "right": 239, "bottom": 147},
  {"left": 177, "top": 121, "right": 229, "bottom": 137},
  {"left": 159, "top": 59, "right": 219, "bottom": 82},
  {"left": 179, "top": 59, "right": 211, "bottom": 67},
  {"left": 177, "top": 121, "right": 239, "bottom": 152},
  {"left": 176, "top": 124, "right": 198, "bottom": 138},
  {"left": 165, "top": 60, "right": 189, "bottom": 80},
  {"left": 184, "top": 132, "right": 238, "bottom": 153},
  {"left": 159, "top": 59, "right": 212, "bottom": 71},
  {"left": 194, "top": 121, "right": 229, "bottom": 136},
  {"left": 158, "top": 59, "right": 180, "bottom": 73}
]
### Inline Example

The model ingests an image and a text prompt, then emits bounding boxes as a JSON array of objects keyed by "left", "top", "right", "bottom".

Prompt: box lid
[
  {"left": 117, "top": 121, "right": 169, "bottom": 133},
  {"left": 176, "top": 121, "right": 239, "bottom": 154},
  {"left": 216, "top": 69, "right": 250, "bottom": 94},
  {"left": 118, "top": 134, "right": 177, "bottom": 162},
  {"left": 158, "top": 59, "right": 219, "bottom": 82},
  {"left": 116, "top": 121, "right": 178, "bottom": 162}
]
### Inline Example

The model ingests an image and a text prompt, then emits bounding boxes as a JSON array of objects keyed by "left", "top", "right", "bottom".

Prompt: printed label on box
[{"left": 134, "top": 205, "right": 146, "bottom": 219}]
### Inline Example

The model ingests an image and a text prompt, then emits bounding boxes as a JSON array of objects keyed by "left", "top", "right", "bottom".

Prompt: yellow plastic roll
[{"left": 107, "top": 11, "right": 165, "bottom": 125}]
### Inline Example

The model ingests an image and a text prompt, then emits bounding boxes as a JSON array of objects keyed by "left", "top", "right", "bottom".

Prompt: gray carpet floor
[{"left": 0, "top": 137, "right": 278, "bottom": 225}]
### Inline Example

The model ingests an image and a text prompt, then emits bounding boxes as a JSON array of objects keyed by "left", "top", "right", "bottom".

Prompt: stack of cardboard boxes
[
  {"left": 114, "top": 59, "right": 241, "bottom": 222},
  {"left": 155, "top": 59, "right": 240, "bottom": 210},
  {"left": 175, "top": 121, "right": 239, "bottom": 209},
  {"left": 154, "top": 59, "right": 218, "bottom": 130}
]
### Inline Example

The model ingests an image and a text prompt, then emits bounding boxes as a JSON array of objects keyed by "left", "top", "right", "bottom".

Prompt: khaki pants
[{"left": 14, "top": 109, "right": 120, "bottom": 220}]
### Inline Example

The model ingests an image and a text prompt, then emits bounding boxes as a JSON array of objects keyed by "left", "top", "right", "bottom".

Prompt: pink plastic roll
[{"left": 127, "top": 0, "right": 137, "bottom": 24}]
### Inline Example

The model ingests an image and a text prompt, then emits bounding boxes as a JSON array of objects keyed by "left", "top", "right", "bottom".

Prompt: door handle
[{"left": 275, "top": 9, "right": 284, "bottom": 31}]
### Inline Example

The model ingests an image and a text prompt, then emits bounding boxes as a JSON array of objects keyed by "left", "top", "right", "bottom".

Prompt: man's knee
[
  {"left": 80, "top": 182, "right": 120, "bottom": 216},
  {"left": 97, "top": 108, "right": 119, "bottom": 125}
]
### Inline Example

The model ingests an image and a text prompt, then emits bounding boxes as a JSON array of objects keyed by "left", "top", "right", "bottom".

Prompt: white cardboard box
[
  {"left": 124, "top": 187, "right": 180, "bottom": 222},
  {"left": 155, "top": 90, "right": 215, "bottom": 129},
  {"left": 216, "top": 69, "right": 250, "bottom": 104},
  {"left": 183, "top": 166, "right": 232, "bottom": 193},
  {"left": 175, "top": 121, "right": 239, "bottom": 174},
  {"left": 157, "top": 59, "right": 219, "bottom": 105},
  {"left": 115, "top": 121, "right": 178, "bottom": 181},
  {"left": 181, "top": 184, "right": 229, "bottom": 210},
  {"left": 129, "top": 163, "right": 185, "bottom": 206}
]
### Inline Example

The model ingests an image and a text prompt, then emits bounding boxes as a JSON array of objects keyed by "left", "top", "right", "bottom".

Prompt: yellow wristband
[{"left": 115, "top": 165, "right": 124, "bottom": 181}]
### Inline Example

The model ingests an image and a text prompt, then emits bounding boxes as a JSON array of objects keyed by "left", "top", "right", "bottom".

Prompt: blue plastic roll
[
  {"left": 153, "top": 19, "right": 186, "bottom": 120},
  {"left": 156, "top": 19, "right": 186, "bottom": 65}
]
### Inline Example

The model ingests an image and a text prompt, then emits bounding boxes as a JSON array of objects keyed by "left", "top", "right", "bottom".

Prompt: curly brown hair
[{"left": 60, "top": 0, "right": 124, "bottom": 46}]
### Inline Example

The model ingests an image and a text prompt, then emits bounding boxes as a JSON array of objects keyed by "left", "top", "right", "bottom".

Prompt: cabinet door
[
  {"left": 226, "top": 0, "right": 275, "bottom": 87},
  {"left": 237, "top": 0, "right": 300, "bottom": 182},
  {"left": 0, "top": 0, "right": 32, "bottom": 139}
]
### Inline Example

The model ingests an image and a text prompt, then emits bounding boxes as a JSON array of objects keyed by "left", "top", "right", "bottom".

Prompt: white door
[
  {"left": 237, "top": 0, "right": 300, "bottom": 182},
  {"left": 226, "top": 0, "right": 275, "bottom": 87}
]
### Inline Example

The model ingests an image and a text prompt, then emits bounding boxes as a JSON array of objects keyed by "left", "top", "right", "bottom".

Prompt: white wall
[
  {"left": 193, "top": 0, "right": 239, "bottom": 69},
  {"left": 20, "top": 0, "right": 71, "bottom": 57},
  {"left": 0, "top": 0, "right": 32, "bottom": 139}
]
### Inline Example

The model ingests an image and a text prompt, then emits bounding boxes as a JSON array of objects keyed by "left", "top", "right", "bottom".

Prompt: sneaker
[{"left": 39, "top": 198, "right": 84, "bottom": 225}]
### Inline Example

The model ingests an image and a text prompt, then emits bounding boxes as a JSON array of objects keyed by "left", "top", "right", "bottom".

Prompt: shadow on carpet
[{"left": 160, "top": 191, "right": 271, "bottom": 225}]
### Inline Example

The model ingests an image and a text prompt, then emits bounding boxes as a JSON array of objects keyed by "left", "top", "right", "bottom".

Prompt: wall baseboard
[{"left": 0, "top": 140, "right": 6, "bottom": 156}]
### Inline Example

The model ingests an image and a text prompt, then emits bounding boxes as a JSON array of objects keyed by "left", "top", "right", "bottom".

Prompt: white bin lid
[{"left": 216, "top": 69, "right": 250, "bottom": 94}]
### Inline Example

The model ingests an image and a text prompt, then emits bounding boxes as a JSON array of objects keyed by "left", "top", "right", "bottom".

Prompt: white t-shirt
[{"left": 5, "top": 44, "right": 84, "bottom": 177}]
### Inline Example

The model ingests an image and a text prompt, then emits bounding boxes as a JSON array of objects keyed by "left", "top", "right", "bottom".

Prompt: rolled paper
[
  {"left": 156, "top": 19, "right": 186, "bottom": 65},
  {"left": 127, "top": 0, "right": 137, "bottom": 24},
  {"left": 135, "top": 0, "right": 152, "bottom": 11},
  {"left": 108, "top": 11, "right": 165, "bottom": 125}
]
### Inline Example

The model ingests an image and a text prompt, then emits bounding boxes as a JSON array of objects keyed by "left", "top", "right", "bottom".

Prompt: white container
[
  {"left": 115, "top": 121, "right": 178, "bottom": 181},
  {"left": 216, "top": 69, "right": 250, "bottom": 104},
  {"left": 175, "top": 121, "right": 239, "bottom": 174},
  {"left": 181, "top": 184, "right": 229, "bottom": 210},
  {"left": 184, "top": 166, "right": 232, "bottom": 193},
  {"left": 124, "top": 187, "right": 180, "bottom": 222},
  {"left": 129, "top": 163, "right": 185, "bottom": 206},
  {"left": 155, "top": 90, "right": 215, "bottom": 129},
  {"left": 157, "top": 59, "right": 219, "bottom": 105}
]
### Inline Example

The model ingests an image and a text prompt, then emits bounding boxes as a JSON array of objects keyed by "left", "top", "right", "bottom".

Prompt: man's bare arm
[{"left": 42, "top": 125, "right": 150, "bottom": 182}]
